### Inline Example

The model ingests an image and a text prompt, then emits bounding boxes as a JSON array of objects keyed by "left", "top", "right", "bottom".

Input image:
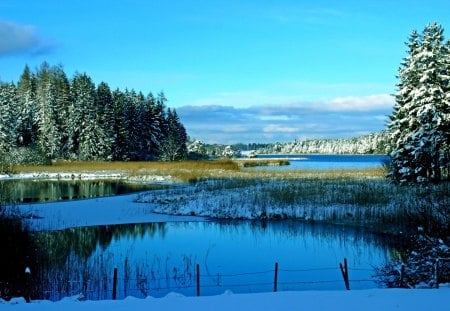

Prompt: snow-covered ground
[
  {"left": 1, "top": 287, "right": 449, "bottom": 311},
  {"left": 15, "top": 193, "right": 204, "bottom": 231}
]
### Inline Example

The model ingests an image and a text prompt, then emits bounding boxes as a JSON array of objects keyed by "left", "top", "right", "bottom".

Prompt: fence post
[
  {"left": 196, "top": 264, "right": 200, "bottom": 297},
  {"left": 400, "top": 264, "right": 405, "bottom": 288},
  {"left": 24, "top": 267, "right": 31, "bottom": 303},
  {"left": 339, "top": 258, "right": 350, "bottom": 290},
  {"left": 112, "top": 267, "right": 118, "bottom": 300},
  {"left": 274, "top": 262, "right": 279, "bottom": 292},
  {"left": 434, "top": 259, "right": 440, "bottom": 289}
]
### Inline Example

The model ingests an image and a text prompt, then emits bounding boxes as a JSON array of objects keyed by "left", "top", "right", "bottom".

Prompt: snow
[
  {"left": 15, "top": 193, "right": 205, "bottom": 231},
  {"left": 1, "top": 287, "right": 449, "bottom": 311}
]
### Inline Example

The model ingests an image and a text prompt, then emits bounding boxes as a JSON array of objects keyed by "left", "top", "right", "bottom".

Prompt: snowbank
[{"left": 1, "top": 288, "right": 449, "bottom": 311}]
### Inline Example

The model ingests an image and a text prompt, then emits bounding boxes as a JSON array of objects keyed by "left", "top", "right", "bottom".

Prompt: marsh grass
[
  {"left": 11, "top": 160, "right": 386, "bottom": 183},
  {"left": 12, "top": 160, "right": 241, "bottom": 182},
  {"left": 9, "top": 160, "right": 448, "bottom": 235},
  {"left": 235, "top": 158, "right": 290, "bottom": 167}
]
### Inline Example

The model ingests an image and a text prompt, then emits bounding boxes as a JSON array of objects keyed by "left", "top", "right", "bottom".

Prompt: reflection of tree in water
[
  {"left": 36, "top": 223, "right": 168, "bottom": 263},
  {"left": 29, "top": 220, "right": 409, "bottom": 300},
  {"left": 32, "top": 223, "right": 168, "bottom": 300},
  {"left": 0, "top": 180, "right": 165, "bottom": 203}
]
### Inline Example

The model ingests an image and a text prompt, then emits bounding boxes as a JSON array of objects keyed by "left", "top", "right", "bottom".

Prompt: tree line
[
  {"left": 0, "top": 63, "right": 187, "bottom": 164},
  {"left": 254, "top": 132, "right": 389, "bottom": 155}
]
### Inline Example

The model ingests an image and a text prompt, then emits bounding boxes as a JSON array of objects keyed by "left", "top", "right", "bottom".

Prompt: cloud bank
[
  {"left": 0, "top": 20, "right": 56, "bottom": 56},
  {"left": 177, "top": 94, "right": 394, "bottom": 144}
]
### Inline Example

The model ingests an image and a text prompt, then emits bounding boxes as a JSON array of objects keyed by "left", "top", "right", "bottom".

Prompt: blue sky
[{"left": 1, "top": 1, "right": 449, "bottom": 143}]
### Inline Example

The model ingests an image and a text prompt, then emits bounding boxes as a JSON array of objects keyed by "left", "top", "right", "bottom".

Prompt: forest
[{"left": 0, "top": 63, "right": 188, "bottom": 165}]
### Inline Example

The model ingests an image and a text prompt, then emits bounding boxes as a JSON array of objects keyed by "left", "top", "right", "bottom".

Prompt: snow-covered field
[{"left": 1, "top": 287, "right": 449, "bottom": 311}]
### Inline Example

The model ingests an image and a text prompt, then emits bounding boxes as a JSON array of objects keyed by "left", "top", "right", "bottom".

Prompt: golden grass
[
  {"left": 235, "top": 158, "right": 290, "bottom": 167},
  {"left": 11, "top": 160, "right": 386, "bottom": 182}
]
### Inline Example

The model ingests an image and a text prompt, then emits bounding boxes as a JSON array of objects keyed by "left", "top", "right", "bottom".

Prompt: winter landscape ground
[
  {"left": 1, "top": 160, "right": 449, "bottom": 310},
  {"left": 1, "top": 287, "right": 449, "bottom": 311}
]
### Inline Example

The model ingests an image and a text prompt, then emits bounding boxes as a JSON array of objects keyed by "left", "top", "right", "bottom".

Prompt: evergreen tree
[
  {"left": 141, "top": 93, "right": 162, "bottom": 160},
  {"left": 49, "top": 65, "right": 71, "bottom": 158},
  {"left": 96, "top": 82, "right": 115, "bottom": 160},
  {"left": 16, "top": 65, "right": 38, "bottom": 146},
  {"left": 35, "top": 63, "right": 62, "bottom": 158},
  {"left": 0, "top": 82, "right": 18, "bottom": 152},
  {"left": 388, "top": 23, "right": 450, "bottom": 183},
  {"left": 111, "top": 89, "right": 129, "bottom": 160},
  {"left": 70, "top": 73, "right": 107, "bottom": 160},
  {"left": 160, "top": 108, "right": 188, "bottom": 161}
]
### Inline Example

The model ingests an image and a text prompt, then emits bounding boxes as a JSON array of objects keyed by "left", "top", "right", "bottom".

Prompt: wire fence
[{"left": 13, "top": 257, "right": 450, "bottom": 302}]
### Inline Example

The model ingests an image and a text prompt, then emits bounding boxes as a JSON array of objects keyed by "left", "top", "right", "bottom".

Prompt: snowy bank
[
  {"left": 0, "top": 171, "right": 171, "bottom": 183},
  {"left": 16, "top": 193, "right": 205, "bottom": 231},
  {"left": 1, "top": 288, "right": 449, "bottom": 311}
]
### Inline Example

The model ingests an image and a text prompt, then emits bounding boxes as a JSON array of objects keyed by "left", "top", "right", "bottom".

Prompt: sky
[{"left": 1, "top": 0, "right": 449, "bottom": 144}]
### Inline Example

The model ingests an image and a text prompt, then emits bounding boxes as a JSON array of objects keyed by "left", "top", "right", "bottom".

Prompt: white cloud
[
  {"left": 326, "top": 94, "right": 394, "bottom": 111},
  {"left": 263, "top": 124, "right": 300, "bottom": 133},
  {"left": 0, "top": 20, "right": 56, "bottom": 56},
  {"left": 177, "top": 94, "right": 394, "bottom": 144}
]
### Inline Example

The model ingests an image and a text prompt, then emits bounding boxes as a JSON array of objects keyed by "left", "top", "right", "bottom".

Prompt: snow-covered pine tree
[
  {"left": 160, "top": 108, "right": 188, "bottom": 161},
  {"left": 49, "top": 65, "right": 71, "bottom": 158},
  {"left": 35, "top": 63, "right": 62, "bottom": 158},
  {"left": 16, "top": 65, "right": 38, "bottom": 146},
  {"left": 96, "top": 82, "right": 115, "bottom": 160},
  {"left": 0, "top": 82, "right": 18, "bottom": 152},
  {"left": 36, "top": 80, "right": 61, "bottom": 158},
  {"left": 111, "top": 89, "right": 129, "bottom": 160},
  {"left": 388, "top": 23, "right": 450, "bottom": 183},
  {"left": 70, "top": 73, "right": 108, "bottom": 160},
  {"left": 141, "top": 93, "right": 162, "bottom": 160}
]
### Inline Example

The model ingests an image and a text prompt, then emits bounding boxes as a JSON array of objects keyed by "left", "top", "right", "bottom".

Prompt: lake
[
  {"left": 251, "top": 154, "right": 389, "bottom": 170},
  {"left": 2, "top": 157, "right": 400, "bottom": 301},
  {"left": 31, "top": 220, "right": 397, "bottom": 301}
]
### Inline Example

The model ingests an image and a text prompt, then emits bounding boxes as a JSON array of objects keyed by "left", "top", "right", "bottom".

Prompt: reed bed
[{"left": 11, "top": 160, "right": 386, "bottom": 183}]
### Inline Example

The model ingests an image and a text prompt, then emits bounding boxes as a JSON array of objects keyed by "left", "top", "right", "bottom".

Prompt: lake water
[
  {"left": 3, "top": 157, "right": 398, "bottom": 300},
  {"left": 33, "top": 220, "right": 397, "bottom": 301},
  {"left": 0, "top": 180, "right": 166, "bottom": 203},
  {"left": 252, "top": 154, "right": 389, "bottom": 170}
]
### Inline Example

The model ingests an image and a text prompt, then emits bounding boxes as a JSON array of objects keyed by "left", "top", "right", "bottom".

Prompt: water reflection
[
  {"left": 31, "top": 221, "right": 400, "bottom": 300},
  {"left": 0, "top": 180, "right": 166, "bottom": 203}
]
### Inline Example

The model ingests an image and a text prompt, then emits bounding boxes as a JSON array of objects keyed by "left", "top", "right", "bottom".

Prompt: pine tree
[
  {"left": 111, "top": 89, "right": 129, "bottom": 160},
  {"left": 160, "top": 108, "right": 188, "bottom": 161},
  {"left": 141, "top": 93, "right": 162, "bottom": 160},
  {"left": 388, "top": 23, "right": 450, "bottom": 183},
  {"left": 35, "top": 63, "right": 62, "bottom": 158},
  {"left": 0, "top": 82, "right": 18, "bottom": 152},
  {"left": 96, "top": 82, "right": 115, "bottom": 160},
  {"left": 16, "top": 65, "right": 38, "bottom": 146},
  {"left": 70, "top": 73, "right": 107, "bottom": 160}
]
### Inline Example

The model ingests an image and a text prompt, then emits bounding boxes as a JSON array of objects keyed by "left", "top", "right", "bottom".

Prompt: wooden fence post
[
  {"left": 400, "top": 264, "right": 405, "bottom": 288},
  {"left": 112, "top": 267, "right": 118, "bottom": 300},
  {"left": 24, "top": 267, "right": 31, "bottom": 303},
  {"left": 434, "top": 259, "right": 440, "bottom": 289},
  {"left": 196, "top": 264, "right": 200, "bottom": 297},
  {"left": 274, "top": 262, "right": 279, "bottom": 292},
  {"left": 339, "top": 258, "right": 350, "bottom": 290}
]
